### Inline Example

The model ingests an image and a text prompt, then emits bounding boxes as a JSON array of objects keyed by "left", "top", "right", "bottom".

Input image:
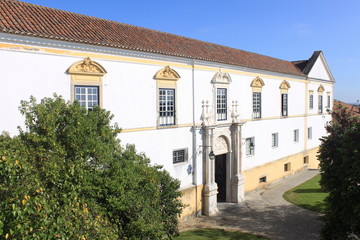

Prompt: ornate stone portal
[{"left": 202, "top": 122, "right": 245, "bottom": 216}]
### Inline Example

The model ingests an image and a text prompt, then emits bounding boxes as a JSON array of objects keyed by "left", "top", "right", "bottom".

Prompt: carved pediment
[
  {"left": 68, "top": 57, "right": 107, "bottom": 75},
  {"left": 154, "top": 66, "right": 180, "bottom": 80},
  {"left": 279, "top": 80, "right": 291, "bottom": 90},
  {"left": 250, "top": 76, "right": 265, "bottom": 88},
  {"left": 317, "top": 85, "right": 325, "bottom": 93},
  {"left": 211, "top": 71, "right": 232, "bottom": 84},
  {"left": 214, "top": 136, "right": 229, "bottom": 155}
]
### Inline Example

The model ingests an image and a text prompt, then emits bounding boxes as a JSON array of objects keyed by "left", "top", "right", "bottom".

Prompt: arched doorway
[{"left": 214, "top": 136, "right": 229, "bottom": 202}]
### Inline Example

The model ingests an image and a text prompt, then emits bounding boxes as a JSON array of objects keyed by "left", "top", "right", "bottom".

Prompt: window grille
[{"left": 173, "top": 149, "right": 188, "bottom": 164}]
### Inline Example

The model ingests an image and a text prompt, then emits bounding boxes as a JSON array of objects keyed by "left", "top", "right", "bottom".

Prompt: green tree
[
  {"left": 0, "top": 95, "right": 183, "bottom": 239},
  {"left": 318, "top": 103, "right": 360, "bottom": 239}
]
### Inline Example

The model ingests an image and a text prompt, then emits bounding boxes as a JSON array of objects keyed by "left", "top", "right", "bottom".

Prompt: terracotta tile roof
[
  {"left": 0, "top": 0, "right": 305, "bottom": 76},
  {"left": 334, "top": 100, "right": 360, "bottom": 117}
]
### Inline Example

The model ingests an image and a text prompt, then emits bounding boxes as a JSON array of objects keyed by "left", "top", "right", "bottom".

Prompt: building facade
[{"left": 0, "top": 0, "right": 335, "bottom": 218}]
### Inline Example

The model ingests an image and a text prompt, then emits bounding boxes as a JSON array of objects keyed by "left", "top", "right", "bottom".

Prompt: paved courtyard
[{"left": 180, "top": 169, "right": 323, "bottom": 240}]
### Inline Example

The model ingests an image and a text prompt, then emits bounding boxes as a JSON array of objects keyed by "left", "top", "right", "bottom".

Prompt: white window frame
[
  {"left": 309, "top": 93, "right": 314, "bottom": 109},
  {"left": 216, "top": 88, "right": 227, "bottom": 121},
  {"left": 272, "top": 133, "right": 279, "bottom": 148},
  {"left": 158, "top": 88, "right": 176, "bottom": 126},
  {"left": 253, "top": 92, "right": 262, "bottom": 119},
  {"left": 74, "top": 85, "right": 99, "bottom": 110}
]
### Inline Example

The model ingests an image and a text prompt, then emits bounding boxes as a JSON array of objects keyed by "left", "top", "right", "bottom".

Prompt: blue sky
[{"left": 23, "top": 0, "right": 359, "bottom": 103}]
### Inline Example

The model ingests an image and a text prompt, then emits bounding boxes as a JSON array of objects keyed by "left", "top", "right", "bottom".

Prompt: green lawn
[
  {"left": 176, "top": 228, "right": 269, "bottom": 240},
  {"left": 283, "top": 174, "right": 328, "bottom": 213}
]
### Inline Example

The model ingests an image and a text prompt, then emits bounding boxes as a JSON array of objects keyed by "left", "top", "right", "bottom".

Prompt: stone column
[
  {"left": 230, "top": 122, "right": 245, "bottom": 202},
  {"left": 202, "top": 126, "right": 219, "bottom": 216}
]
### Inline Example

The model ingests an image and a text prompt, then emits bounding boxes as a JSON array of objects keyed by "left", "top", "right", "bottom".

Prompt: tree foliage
[
  {"left": 0, "top": 95, "right": 183, "bottom": 239},
  {"left": 318, "top": 103, "right": 360, "bottom": 239}
]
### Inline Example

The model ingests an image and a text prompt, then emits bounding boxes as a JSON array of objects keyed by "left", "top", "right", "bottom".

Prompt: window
[
  {"left": 284, "top": 162, "right": 291, "bottom": 172},
  {"left": 259, "top": 176, "right": 267, "bottom": 183},
  {"left": 303, "top": 156, "right": 309, "bottom": 164},
  {"left": 318, "top": 95, "right": 323, "bottom": 113},
  {"left": 246, "top": 137, "right": 255, "bottom": 156},
  {"left": 294, "top": 129, "right": 299, "bottom": 142},
  {"left": 327, "top": 94, "right": 331, "bottom": 108},
  {"left": 173, "top": 148, "right": 188, "bottom": 164},
  {"left": 68, "top": 57, "right": 106, "bottom": 109},
  {"left": 309, "top": 94, "right": 314, "bottom": 109},
  {"left": 74, "top": 86, "right": 99, "bottom": 110},
  {"left": 217, "top": 88, "right": 227, "bottom": 121},
  {"left": 253, "top": 92, "right": 261, "bottom": 119},
  {"left": 308, "top": 127, "right": 312, "bottom": 139},
  {"left": 272, "top": 133, "right": 278, "bottom": 148},
  {"left": 281, "top": 93, "right": 288, "bottom": 116},
  {"left": 159, "top": 88, "right": 175, "bottom": 126}
]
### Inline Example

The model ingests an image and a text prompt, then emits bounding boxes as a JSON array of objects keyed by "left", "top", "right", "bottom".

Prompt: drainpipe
[
  {"left": 191, "top": 59, "right": 198, "bottom": 215},
  {"left": 192, "top": 59, "right": 197, "bottom": 185}
]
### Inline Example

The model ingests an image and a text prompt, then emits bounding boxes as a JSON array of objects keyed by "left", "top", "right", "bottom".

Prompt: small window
[
  {"left": 304, "top": 156, "right": 309, "bottom": 164},
  {"left": 309, "top": 94, "right": 314, "bottom": 109},
  {"left": 159, "top": 88, "right": 175, "bottom": 126},
  {"left": 284, "top": 162, "right": 291, "bottom": 172},
  {"left": 259, "top": 176, "right": 267, "bottom": 183},
  {"left": 327, "top": 95, "right": 331, "bottom": 108},
  {"left": 294, "top": 129, "right": 299, "bottom": 142},
  {"left": 217, "top": 88, "right": 227, "bottom": 121},
  {"left": 246, "top": 137, "right": 255, "bottom": 156},
  {"left": 318, "top": 95, "right": 323, "bottom": 113},
  {"left": 308, "top": 127, "right": 312, "bottom": 139},
  {"left": 74, "top": 86, "right": 99, "bottom": 110},
  {"left": 281, "top": 93, "right": 288, "bottom": 116},
  {"left": 272, "top": 133, "right": 278, "bottom": 148},
  {"left": 253, "top": 92, "right": 262, "bottom": 119},
  {"left": 173, "top": 148, "right": 188, "bottom": 164}
]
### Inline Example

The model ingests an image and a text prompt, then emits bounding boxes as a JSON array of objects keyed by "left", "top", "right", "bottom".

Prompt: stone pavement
[{"left": 179, "top": 169, "right": 323, "bottom": 240}]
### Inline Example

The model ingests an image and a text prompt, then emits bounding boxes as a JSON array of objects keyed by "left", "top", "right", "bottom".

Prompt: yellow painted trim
[{"left": 0, "top": 42, "right": 335, "bottom": 86}]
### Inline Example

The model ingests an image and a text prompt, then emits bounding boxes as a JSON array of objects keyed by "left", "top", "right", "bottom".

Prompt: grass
[
  {"left": 175, "top": 228, "right": 269, "bottom": 240},
  {"left": 283, "top": 174, "right": 328, "bottom": 213}
]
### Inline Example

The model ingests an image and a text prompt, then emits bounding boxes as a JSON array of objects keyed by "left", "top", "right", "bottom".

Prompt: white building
[{"left": 0, "top": 0, "right": 334, "bottom": 218}]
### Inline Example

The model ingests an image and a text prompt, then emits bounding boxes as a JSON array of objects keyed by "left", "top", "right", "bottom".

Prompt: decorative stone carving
[
  {"left": 279, "top": 80, "right": 291, "bottom": 90},
  {"left": 68, "top": 57, "right": 107, "bottom": 75},
  {"left": 154, "top": 66, "right": 180, "bottom": 80},
  {"left": 231, "top": 100, "right": 240, "bottom": 123},
  {"left": 201, "top": 100, "right": 214, "bottom": 125},
  {"left": 214, "top": 136, "right": 228, "bottom": 155},
  {"left": 250, "top": 76, "right": 265, "bottom": 87},
  {"left": 317, "top": 85, "right": 325, "bottom": 92},
  {"left": 211, "top": 71, "right": 232, "bottom": 84}
]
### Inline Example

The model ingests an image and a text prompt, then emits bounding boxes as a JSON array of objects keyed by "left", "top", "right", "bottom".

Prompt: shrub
[{"left": 0, "top": 95, "right": 183, "bottom": 239}]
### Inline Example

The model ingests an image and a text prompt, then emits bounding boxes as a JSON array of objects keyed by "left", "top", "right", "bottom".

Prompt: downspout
[{"left": 191, "top": 59, "right": 198, "bottom": 215}]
